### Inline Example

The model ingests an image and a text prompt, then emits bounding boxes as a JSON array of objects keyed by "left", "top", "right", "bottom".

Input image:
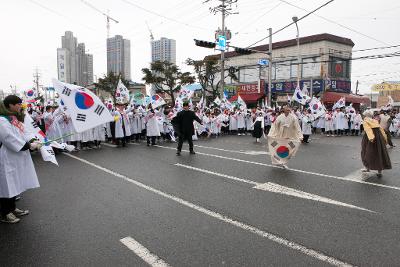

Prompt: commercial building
[
  {"left": 57, "top": 31, "right": 93, "bottom": 86},
  {"left": 107, "top": 35, "right": 131, "bottom": 80},
  {"left": 151, "top": 37, "right": 176, "bottom": 64},
  {"left": 205, "top": 33, "right": 370, "bottom": 108}
]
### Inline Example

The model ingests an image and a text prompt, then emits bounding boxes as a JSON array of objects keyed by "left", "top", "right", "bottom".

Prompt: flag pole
[{"left": 41, "top": 133, "right": 74, "bottom": 145}]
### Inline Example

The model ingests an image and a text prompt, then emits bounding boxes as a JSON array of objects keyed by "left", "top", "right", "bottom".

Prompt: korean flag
[{"left": 52, "top": 79, "right": 113, "bottom": 133}]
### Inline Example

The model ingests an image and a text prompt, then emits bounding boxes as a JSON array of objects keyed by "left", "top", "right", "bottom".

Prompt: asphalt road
[{"left": 1, "top": 134, "right": 400, "bottom": 266}]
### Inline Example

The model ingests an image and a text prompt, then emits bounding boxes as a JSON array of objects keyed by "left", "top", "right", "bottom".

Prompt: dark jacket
[{"left": 172, "top": 110, "right": 202, "bottom": 136}]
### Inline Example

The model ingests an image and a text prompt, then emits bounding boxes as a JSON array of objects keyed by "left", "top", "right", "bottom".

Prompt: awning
[
  {"left": 230, "top": 93, "right": 264, "bottom": 103},
  {"left": 322, "top": 91, "right": 370, "bottom": 104}
]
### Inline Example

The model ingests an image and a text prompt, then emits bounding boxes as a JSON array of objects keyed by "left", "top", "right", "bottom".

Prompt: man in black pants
[{"left": 172, "top": 102, "right": 202, "bottom": 156}]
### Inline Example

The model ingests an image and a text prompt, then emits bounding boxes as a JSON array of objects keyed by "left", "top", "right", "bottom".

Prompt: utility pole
[
  {"left": 208, "top": 0, "right": 238, "bottom": 97},
  {"left": 33, "top": 68, "right": 42, "bottom": 102},
  {"left": 355, "top": 80, "right": 359, "bottom": 95},
  {"left": 268, "top": 28, "right": 272, "bottom": 108}
]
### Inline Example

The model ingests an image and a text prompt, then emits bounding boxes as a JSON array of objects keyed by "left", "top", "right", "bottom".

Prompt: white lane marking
[
  {"left": 120, "top": 236, "right": 171, "bottom": 267},
  {"left": 175, "top": 163, "right": 259, "bottom": 186},
  {"left": 63, "top": 153, "right": 354, "bottom": 267},
  {"left": 254, "top": 183, "right": 374, "bottom": 213},
  {"left": 175, "top": 163, "right": 373, "bottom": 213},
  {"left": 156, "top": 145, "right": 400, "bottom": 192},
  {"left": 194, "top": 144, "right": 270, "bottom": 155}
]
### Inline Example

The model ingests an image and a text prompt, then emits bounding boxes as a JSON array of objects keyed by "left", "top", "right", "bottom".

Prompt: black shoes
[{"left": 189, "top": 150, "right": 196, "bottom": 155}]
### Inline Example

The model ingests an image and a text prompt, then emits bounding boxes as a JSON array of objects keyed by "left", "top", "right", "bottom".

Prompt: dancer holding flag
[{"left": 268, "top": 106, "right": 303, "bottom": 168}]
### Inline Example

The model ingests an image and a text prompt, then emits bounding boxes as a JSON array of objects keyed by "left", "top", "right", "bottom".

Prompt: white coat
[
  {"left": 145, "top": 110, "right": 161, "bottom": 137},
  {"left": 113, "top": 109, "right": 131, "bottom": 138},
  {"left": 302, "top": 115, "right": 313, "bottom": 135},
  {"left": 0, "top": 116, "right": 40, "bottom": 198},
  {"left": 324, "top": 113, "right": 334, "bottom": 131},
  {"left": 236, "top": 112, "right": 246, "bottom": 129}
]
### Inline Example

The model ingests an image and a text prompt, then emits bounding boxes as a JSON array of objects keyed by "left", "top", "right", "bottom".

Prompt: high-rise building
[
  {"left": 151, "top": 37, "right": 176, "bottom": 64},
  {"left": 107, "top": 35, "right": 131, "bottom": 80},
  {"left": 57, "top": 31, "right": 93, "bottom": 86}
]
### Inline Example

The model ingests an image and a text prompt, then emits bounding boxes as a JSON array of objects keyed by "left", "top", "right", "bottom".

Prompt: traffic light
[
  {"left": 194, "top": 39, "right": 216, "bottom": 49},
  {"left": 235, "top": 47, "right": 252, "bottom": 55}
]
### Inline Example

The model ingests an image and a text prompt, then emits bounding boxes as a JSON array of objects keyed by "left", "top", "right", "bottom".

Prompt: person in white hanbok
[
  {"left": 301, "top": 110, "right": 313, "bottom": 143},
  {"left": 324, "top": 111, "right": 335, "bottom": 136},
  {"left": 236, "top": 110, "right": 246, "bottom": 135},
  {"left": 229, "top": 111, "right": 238, "bottom": 133},
  {"left": 0, "top": 96, "right": 41, "bottom": 224},
  {"left": 113, "top": 104, "right": 132, "bottom": 147},
  {"left": 144, "top": 105, "right": 161, "bottom": 146},
  {"left": 352, "top": 110, "right": 362, "bottom": 136}
]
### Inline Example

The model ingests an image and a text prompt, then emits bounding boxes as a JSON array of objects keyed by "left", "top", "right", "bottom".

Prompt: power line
[
  {"left": 246, "top": 0, "right": 335, "bottom": 48},
  {"left": 119, "top": 0, "right": 210, "bottom": 31},
  {"left": 353, "top": 44, "right": 400, "bottom": 53},
  {"left": 28, "top": 0, "right": 98, "bottom": 32},
  {"left": 235, "top": 1, "right": 282, "bottom": 34},
  {"left": 277, "top": 0, "right": 391, "bottom": 46}
]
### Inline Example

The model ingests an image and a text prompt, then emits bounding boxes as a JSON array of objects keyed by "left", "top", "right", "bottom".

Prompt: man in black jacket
[{"left": 172, "top": 102, "right": 202, "bottom": 156}]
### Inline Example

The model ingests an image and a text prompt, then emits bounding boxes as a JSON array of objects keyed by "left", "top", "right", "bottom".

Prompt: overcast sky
[{"left": 1, "top": 0, "right": 399, "bottom": 94}]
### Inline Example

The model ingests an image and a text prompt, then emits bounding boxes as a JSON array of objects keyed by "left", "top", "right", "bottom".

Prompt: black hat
[{"left": 3, "top": 95, "right": 22, "bottom": 108}]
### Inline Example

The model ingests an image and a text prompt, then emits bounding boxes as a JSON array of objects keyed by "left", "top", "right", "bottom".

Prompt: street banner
[
  {"left": 268, "top": 137, "right": 300, "bottom": 165},
  {"left": 53, "top": 79, "right": 114, "bottom": 133},
  {"left": 151, "top": 94, "right": 166, "bottom": 109},
  {"left": 309, "top": 97, "right": 326, "bottom": 119},
  {"left": 292, "top": 86, "right": 310, "bottom": 105}
]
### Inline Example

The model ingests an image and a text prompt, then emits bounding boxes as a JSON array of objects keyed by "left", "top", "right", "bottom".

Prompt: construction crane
[
  {"left": 81, "top": 0, "right": 119, "bottom": 38},
  {"left": 145, "top": 21, "right": 154, "bottom": 42}
]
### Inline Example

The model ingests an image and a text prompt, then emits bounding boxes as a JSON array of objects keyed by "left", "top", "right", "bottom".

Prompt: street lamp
[{"left": 292, "top": 16, "right": 300, "bottom": 88}]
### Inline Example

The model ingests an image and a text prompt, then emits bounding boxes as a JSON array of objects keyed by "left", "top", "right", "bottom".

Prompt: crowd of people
[
  {"left": 0, "top": 93, "right": 396, "bottom": 223},
  {"left": 24, "top": 99, "right": 400, "bottom": 150}
]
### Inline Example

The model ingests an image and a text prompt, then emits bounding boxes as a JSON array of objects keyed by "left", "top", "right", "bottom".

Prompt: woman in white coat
[{"left": 0, "top": 96, "right": 41, "bottom": 224}]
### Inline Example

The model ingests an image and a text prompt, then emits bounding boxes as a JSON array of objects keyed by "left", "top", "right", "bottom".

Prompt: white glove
[{"left": 30, "top": 141, "right": 42, "bottom": 150}]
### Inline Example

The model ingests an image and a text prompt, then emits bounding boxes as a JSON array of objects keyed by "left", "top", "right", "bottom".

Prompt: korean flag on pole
[
  {"left": 24, "top": 113, "right": 58, "bottom": 165},
  {"left": 52, "top": 79, "right": 113, "bottom": 133},
  {"left": 309, "top": 97, "right": 326, "bottom": 119},
  {"left": 292, "top": 85, "right": 310, "bottom": 105},
  {"left": 151, "top": 94, "right": 166, "bottom": 109}
]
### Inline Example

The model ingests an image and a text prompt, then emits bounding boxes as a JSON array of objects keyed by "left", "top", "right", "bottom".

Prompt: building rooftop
[{"left": 205, "top": 33, "right": 355, "bottom": 60}]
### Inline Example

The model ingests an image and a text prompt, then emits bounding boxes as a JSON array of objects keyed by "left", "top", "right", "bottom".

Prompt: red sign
[{"left": 237, "top": 80, "right": 265, "bottom": 94}]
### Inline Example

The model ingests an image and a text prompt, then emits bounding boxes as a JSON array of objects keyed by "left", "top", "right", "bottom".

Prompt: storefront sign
[
  {"left": 267, "top": 79, "right": 350, "bottom": 94},
  {"left": 372, "top": 82, "right": 400, "bottom": 92}
]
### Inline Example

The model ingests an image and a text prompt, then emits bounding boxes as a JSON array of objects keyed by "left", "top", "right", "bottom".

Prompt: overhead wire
[
  {"left": 245, "top": 0, "right": 335, "bottom": 48},
  {"left": 119, "top": 0, "right": 210, "bottom": 31},
  {"left": 277, "top": 0, "right": 392, "bottom": 46}
]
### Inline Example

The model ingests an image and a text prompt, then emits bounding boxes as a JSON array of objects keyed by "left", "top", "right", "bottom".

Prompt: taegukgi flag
[
  {"left": 309, "top": 97, "right": 326, "bottom": 119},
  {"left": 292, "top": 85, "right": 310, "bottom": 105},
  {"left": 151, "top": 94, "right": 166, "bottom": 109},
  {"left": 52, "top": 79, "right": 114, "bottom": 133},
  {"left": 24, "top": 113, "right": 58, "bottom": 165},
  {"left": 268, "top": 137, "right": 300, "bottom": 165}
]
